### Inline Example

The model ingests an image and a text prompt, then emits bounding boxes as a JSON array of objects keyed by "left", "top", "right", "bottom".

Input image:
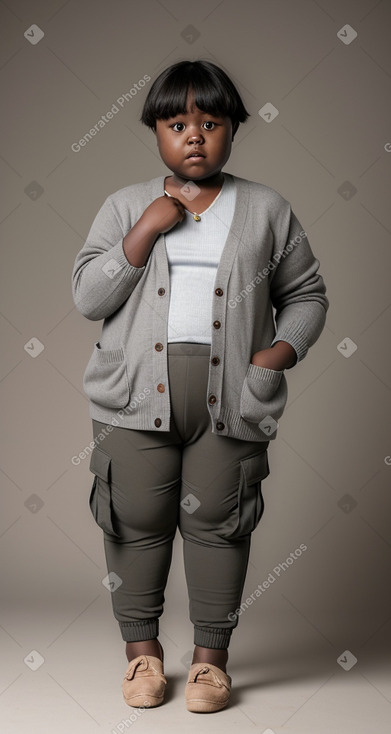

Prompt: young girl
[{"left": 71, "top": 59, "right": 328, "bottom": 713}]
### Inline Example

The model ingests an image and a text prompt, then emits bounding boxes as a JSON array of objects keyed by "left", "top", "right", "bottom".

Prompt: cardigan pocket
[
  {"left": 239, "top": 363, "right": 288, "bottom": 426},
  {"left": 88, "top": 446, "right": 121, "bottom": 537},
  {"left": 83, "top": 342, "right": 130, "bottom": 409}
]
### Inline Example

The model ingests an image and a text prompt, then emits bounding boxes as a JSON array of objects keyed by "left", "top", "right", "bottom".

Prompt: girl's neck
[{"left": 168, "top": 171, "right": 225, "bottom": 191}]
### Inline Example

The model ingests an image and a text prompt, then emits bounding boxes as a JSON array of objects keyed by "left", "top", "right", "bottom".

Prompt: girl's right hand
[
  {"left": 121, "top": 194, "right": 187, "bottom": 269},
  {"left": 141, "top": 194, "right": 186, "bottom": 236}
]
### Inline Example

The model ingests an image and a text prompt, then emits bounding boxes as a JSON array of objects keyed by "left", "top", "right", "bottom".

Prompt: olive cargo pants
[{"left": 88, "top": 342, "right": 270, "bottom": 649}]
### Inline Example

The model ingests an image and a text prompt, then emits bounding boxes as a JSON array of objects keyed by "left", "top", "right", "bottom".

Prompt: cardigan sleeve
[
  {"left": 71, "top": 195, "right": 146, "bottom": 320},
  {"left": 269, "top": 208, "right": 329, "bottom": 364}
]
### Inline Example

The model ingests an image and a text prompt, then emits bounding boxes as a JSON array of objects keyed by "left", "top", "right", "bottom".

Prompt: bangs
[
  {"left": 140, "top": 60, "right": 249, "bottom": 131},
  {"left": 150, "top": 78, "right": 232, "bottom": 121}
]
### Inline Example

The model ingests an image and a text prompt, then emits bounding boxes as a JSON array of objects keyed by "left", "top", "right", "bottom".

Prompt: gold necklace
[
  {"left": 164, "top": 176, "right": 225, "bottom": 221},
  {"left": 164, "top": 189, "right": 201, "bottom": 221}
]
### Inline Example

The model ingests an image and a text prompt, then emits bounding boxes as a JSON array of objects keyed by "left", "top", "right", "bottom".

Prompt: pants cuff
[
  {"left": 194, "top": 625, "right": 232, "bottom": 649},
  {"left": 119, "top": 619, "right": 159, "bottom": 642}
]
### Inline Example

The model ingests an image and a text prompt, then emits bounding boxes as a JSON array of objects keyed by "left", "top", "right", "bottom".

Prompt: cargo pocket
[
  {"left": 222, "top": 450, "right": 270, "bottom": 539},
  {"left": 88, "top": 446, "right": 121, "bottom": 538},
  {"left": 83, "top": 342, "right": 130, "bottom": 409}
]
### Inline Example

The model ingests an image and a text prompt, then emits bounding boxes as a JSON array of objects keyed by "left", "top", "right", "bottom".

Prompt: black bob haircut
[{"left": 140, "top": 60, "right": 250, "bottom": 138}]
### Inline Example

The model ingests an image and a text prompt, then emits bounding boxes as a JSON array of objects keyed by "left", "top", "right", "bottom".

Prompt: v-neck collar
[
  {"left": 150, "top": 172, "right": 250, "bottom": 285},
  {"left": 163, "top": 174, "right": 227, "bottom": 217}
]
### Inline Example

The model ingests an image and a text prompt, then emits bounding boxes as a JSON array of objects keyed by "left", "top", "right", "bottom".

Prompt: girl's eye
[{"left": 170, "top": 121, "right": 217, "bottom": 132}]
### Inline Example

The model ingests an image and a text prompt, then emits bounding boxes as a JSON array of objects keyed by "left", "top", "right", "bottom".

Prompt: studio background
[{"left": 0, "top": 1, "right": 390, "bottom": 732}]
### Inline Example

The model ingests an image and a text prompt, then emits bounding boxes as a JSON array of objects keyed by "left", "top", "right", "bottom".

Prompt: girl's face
[{"left": 153, "top": 89, "right": 233, "bottom": 183}]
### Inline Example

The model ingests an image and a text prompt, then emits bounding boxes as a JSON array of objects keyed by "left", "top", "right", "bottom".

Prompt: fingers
[
  {"left": 163, "top": 193, "right": 186, "bottom": 222},
  {"left": 172, "top": 198, "right": 186, "bottom": 220}
]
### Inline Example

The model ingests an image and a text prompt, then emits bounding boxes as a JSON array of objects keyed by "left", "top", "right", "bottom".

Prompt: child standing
[{"left": 72, "top": 59, "right": 328, "bottom": 713}]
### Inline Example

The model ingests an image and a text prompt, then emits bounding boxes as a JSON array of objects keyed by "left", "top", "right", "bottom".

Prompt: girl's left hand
[{"left": 251, "top": 342, "right": 297, "bottom": 371}]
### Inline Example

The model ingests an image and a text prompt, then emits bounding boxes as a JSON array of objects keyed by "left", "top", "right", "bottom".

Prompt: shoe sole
[
  {"left": 186, "top": 697, "right": 229, "bottom": 713},
  {"left": 123, "top": 693, "right": 164, "bottom": 708}
]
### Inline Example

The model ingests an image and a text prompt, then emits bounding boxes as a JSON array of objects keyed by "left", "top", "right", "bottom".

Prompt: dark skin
[{"left": 124, "top": 90, "right": 296, "bottom": 672}]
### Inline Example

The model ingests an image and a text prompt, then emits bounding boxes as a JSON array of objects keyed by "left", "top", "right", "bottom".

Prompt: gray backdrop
[{"left": 1, "top": 1, "right": 390, "bottom": 732}]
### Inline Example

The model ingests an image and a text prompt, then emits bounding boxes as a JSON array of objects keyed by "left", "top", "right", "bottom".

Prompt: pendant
[{"left": 193, "top": 214, "right": 201, "bottom": 221}]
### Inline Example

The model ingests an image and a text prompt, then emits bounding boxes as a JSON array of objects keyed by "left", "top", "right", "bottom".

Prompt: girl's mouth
[{"left": 186, "top": 152, "right": 205, "bottom": 159}]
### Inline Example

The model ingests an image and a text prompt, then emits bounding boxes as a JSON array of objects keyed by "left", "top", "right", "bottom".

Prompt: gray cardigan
[{"left": 71, "top": 172, "right": 329, "bottom": 442}]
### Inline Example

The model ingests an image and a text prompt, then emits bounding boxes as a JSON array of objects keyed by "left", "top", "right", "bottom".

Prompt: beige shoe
[
  {"left": 122, "top": 654, "right": 167, "bottom": 708},
  {"left": 185, "top": 662, "right": 232, "bottom": 713}
]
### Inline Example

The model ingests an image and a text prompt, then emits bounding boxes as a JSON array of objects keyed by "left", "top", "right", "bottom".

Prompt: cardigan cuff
[
  {"left": 271, "top": 318, "right": 309, "bottom": 364},
  {"left": 111, "top": 239, "right": 146, "bottom": 279}
]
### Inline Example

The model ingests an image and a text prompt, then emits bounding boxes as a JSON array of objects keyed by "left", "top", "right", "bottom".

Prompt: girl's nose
[{"left": 188, "top": 132, "right": 203, "bottom": 144}]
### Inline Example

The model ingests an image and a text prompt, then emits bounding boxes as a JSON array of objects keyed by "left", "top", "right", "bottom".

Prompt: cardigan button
[
  {"left": 216, "top": 422, "right": 225, "bottom": 431},
  {"left": 215, "top": 288, "right": 223, "bottom": 297},
  {"left": 158, "top": 288, "right": 165, "bottom": 296},
  {"left": 211, "top": 356, "right": 220, "bottom": 366},
  {"left": 157, "top": 383, "right": 165, "bottom": 393},
  {"left": 208, "top": 394, "right": 217, "bottom": 404},
  {"left": 213, "top": 320, "right": 221, "bottom": 329},
  {"left": 155, "top": 342, "right": 164, "bottom": 351},
  {"left": 154, "top": 418, "right": 162, "bottom": 427}
]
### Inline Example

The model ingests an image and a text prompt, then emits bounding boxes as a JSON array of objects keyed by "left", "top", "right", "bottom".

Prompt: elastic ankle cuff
[
  {"left": 119, "top": 619, "right": 159, "bottom": 642},
  {"left": 194, "top": 626, "right": 232, "bottom": 649}
]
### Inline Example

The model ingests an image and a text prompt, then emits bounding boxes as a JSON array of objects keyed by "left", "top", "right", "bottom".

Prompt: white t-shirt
[{"left": 165, "top": 173, "right": 237, "bottom": 344}]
